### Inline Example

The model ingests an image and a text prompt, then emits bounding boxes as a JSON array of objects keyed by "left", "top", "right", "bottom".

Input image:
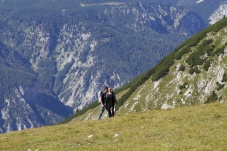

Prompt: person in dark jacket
[
  {"left": 106, "top": 87, "right": 117, "bottom": 117},
  {"left": 98, "top": 86, "right": 108, "bottom": 119}
]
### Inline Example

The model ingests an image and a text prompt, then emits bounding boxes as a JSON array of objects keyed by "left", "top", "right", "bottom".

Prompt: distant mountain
[
  {"left": 71, "top": 17, "right": 227, "bottom": 121},
  {"left": 180, "top": 0, "right": 227, "bottom": 24},
  {"left": 147, "top": 0, "right": 227, "bottom": 24},
  {"left": 0, "top": 41, "right": 73, "bottom": 133},
  {"left": 0, "top": 0, "right": 226, "bottom": 132}
]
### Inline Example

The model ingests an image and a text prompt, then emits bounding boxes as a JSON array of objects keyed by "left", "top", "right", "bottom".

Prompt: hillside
[
  {"left": 70, "top": 17, "right": 227, "bottom": 121},
  {"left": 0, "top": 102, "right": 227, "bottom": 150}
]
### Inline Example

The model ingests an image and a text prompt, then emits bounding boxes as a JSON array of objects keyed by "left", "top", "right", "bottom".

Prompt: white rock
[
  {"left": 88, "top": 135, "right": 93, "bottom": 139},
  {"left": 114, "top": 134, "right": 119, "bottom": 138}
]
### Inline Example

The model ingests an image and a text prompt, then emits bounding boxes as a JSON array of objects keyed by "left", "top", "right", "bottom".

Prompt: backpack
[{"left": 98, "top": 91, "right": 103, "bottom": 103}]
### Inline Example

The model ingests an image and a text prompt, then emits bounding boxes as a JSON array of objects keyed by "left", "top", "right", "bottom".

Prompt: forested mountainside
[
  {"left": 0, "top": 0, "right": 226, "bottom": 132},
  {"left": 71, "top": 17, "right": 227, "bottom": 121}
]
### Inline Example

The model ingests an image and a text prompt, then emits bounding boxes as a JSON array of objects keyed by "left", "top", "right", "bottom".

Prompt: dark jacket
[
  {"left": 101, "top": 92, "right": 108, "bottom": 105},
  {"left": 106, "top": 93, "right": 117, "bottom": 107}
]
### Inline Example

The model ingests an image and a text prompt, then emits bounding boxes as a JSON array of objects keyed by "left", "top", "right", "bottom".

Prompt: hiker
[
  {"left": 98, "top": 86, "right": 108, "bottom": 119},
  {"left": 106, "top": 87, "right": 118, "bottom": 117}
]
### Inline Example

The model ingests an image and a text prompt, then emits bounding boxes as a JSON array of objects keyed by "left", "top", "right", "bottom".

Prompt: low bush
[
  {"left": 205, "top": 91, "right": 218, "bottom": 104},
  {"left": 203, "top": 60, "right": 212, "bottom": 71},
  {"left": 221, "top": 73, "right": 227, "bottom": 82},
  {"left": 179, "top": 65, "right": 186, "bottom": 71},
  {"left": 216, "top": 82, "right": 224, "bottom": 91}
]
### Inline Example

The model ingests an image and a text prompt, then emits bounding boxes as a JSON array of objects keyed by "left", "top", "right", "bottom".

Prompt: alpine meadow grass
[{"left": 0, "top": 102, "right": 227, "bottom": 151}]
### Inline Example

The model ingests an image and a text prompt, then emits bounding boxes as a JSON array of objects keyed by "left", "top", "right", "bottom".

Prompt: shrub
[
  {"left": 152, "top": 65, "right": 170, "bottom": 81},
  {"left": 205, "top": 91, "right": 218, "bottom": 104},
  {"left": 186, "top": 39, "right": 213, "bottom": 68},
  {"left": 203, "top": 60, "right": 211, "bottom": 71},
  {"left": 207, "top": 47, "right": 214, "bottom": 56},
  {"left": 178, "top": 82, "right": 188, "bottom": 90},
  {"left": 194, "top": 67, "right": 201, "bottom": 73},
  {"left": 179, "top": 65, "right": 186, "bottom": 71},
  {"left": 175, "top": 47, "right": 190, "bottom": 60},
  {"left": 189, "top": 66, "right": 200, "bottom": 74},
  {"left": 214, "top": 46, "right": 225, "bottom": 56},
  {"left": 152, "top": 54, "right": 175, "bottom": 81},
  {"left": 216, "top": 82, "right": 224, "bottom": 91},
  {"left": 221, "top": 73, "right": 227, "bottom": 82}
]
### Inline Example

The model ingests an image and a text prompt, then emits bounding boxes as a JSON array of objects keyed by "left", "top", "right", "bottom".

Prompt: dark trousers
[{"left": 107, "top": 105, "right": 115, "bottom": 117}]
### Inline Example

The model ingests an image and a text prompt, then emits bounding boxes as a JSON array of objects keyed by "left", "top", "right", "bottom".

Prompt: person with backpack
[
  {"left": 106, "top": 87, "right": 118, "bottom": 117},
  {"left": 98, "top": 86, "right": 108, "bottom": 119}
]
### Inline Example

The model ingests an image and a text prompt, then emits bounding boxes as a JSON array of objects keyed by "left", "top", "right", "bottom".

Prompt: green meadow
[{"left": 1, "top": 102, "right": 227, "bottom": 151}]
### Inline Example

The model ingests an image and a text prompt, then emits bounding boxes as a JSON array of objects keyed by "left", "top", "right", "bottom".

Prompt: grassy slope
[{"left": 0, "top": 102, "right": 227, "bottom": 150}]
